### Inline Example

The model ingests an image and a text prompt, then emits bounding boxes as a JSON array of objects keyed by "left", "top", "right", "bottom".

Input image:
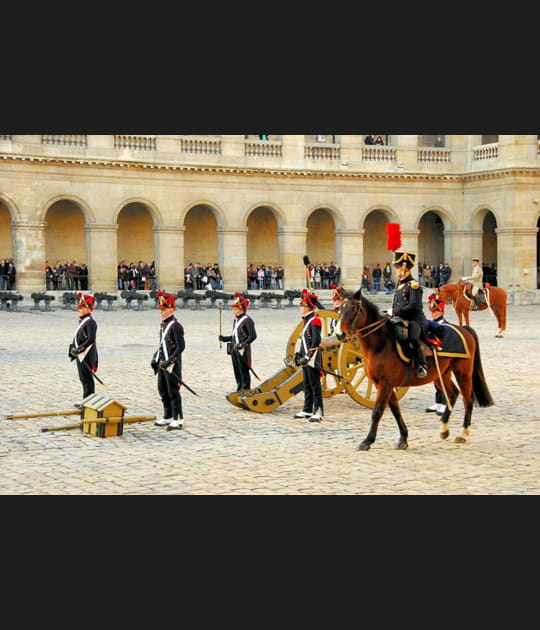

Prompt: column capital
[
  {"left": 11, "top": 220, "right": 47, "bottom": 230},
  {"left": 85, "top": 223, "right": 119, "bottom": 232},
  {"left": 153, "top": 224, "right": 185, "bottom": 234}
]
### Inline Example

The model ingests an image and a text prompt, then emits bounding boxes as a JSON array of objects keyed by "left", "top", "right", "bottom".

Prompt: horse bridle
[{"left": 341, "top": 299, "right": 391, "bottom": 340}]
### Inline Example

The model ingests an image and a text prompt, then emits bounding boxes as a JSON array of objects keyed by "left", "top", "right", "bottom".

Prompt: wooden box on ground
[{"left": 80, "top": 394, "right": 127, "bottom": 438}]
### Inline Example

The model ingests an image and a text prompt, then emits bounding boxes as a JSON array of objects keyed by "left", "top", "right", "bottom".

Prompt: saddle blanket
[{"left": 396, "top": 322, "right": 471, "bottom": 363}]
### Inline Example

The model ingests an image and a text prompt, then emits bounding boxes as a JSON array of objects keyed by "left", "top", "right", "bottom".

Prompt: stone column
[
  {"left": 395, "top": 135, "right": 419, "bottom": 170},
  {"left": 11, "top": 221, "right": 47, "bottom": 293},
  {"left": 218, "top": 227, "right": 248, "bottom": 293},
  {"left": 444, "top": 229, "right": 479, "bottom": 281},
  {"left": 86, "top": 224, "right": 119, "bottom": 293},
  {"left": 496, "top": 226, "right": 538, "bottom": 290},
  {"left": 154, "top": 225, "right": 185, "bottom": 293},
  {"left": 335, "top": 229, "right": 363, "bottom": 288},
  {"left": 278, "top": 227, "right": 308, "bottom": 290}
]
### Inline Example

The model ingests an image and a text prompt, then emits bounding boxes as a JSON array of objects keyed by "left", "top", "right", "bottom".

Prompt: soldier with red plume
[
  {"left": 218, "top": 293, "right": 257, "bottom": 392},
  {"left": 293, "top": 289, "right": 325, "bottom": 423},
  {"left": 152, "top": 291, "right": 186, "bottom": 431},
  {"left": 69, "top": 292, "right": 98, "bottom": 401}
]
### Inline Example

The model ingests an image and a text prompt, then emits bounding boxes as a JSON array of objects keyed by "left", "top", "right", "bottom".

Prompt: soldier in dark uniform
[
  {"left": 389, "top": 250, "right": 429, "bottom": 378},
  {"left": 425, "top": 294, "right": 448, "bottom": 415},
  {"left": 69, "top": 293, "right": 98, "bottom": 401},
  {"left": 293, "top": 289, "right": 325, "bottom": 422},
  {"left": 152, "top": 291, "right": 186, "bottom": 431},
  {"left": 218, "top": 293, "right": 257, "bottom": 392}
]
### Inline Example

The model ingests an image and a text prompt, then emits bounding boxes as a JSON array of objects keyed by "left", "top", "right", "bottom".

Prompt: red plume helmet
[{"left": 386, "top": 223, "right": 402, "bottom": 252}]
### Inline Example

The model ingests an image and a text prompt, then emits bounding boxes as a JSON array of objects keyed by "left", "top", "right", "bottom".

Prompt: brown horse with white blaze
[
  {"left": 436, "top": 281, "right": 507, "bottom": 338},
  {"left": 335, "top": 290, "right": 495, "bottom": 451}
]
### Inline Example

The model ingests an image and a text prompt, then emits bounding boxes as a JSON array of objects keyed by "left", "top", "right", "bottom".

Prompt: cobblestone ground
[{"left": 1, "top": 297, "right": 538, "bottom": 494}]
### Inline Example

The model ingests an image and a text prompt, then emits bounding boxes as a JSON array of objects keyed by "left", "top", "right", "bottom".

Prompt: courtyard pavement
[{"left": 0, "top": 293, "right": 538, "bottom": 494}]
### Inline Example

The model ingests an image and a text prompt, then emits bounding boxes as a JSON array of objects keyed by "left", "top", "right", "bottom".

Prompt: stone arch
[
  {"left": 246, "top": 203, "right": 283, "bottom": 268},
  {"left": 42, "top": 194, "right": 94, "bottom": 224},
  {"left": 417, "top": 206, "right": 454, "bottom": 269},
  {"left": 182, "top": 202, "right": 221, "bottom": 270},
  {"left": 113, "top": 197, "right": 162, "bottom": 226},
  {"left": 362, "top": 206, "right": 397, "bottom": 270},
  {"left": 243, "top": 201, "right": 285, "bottom": 229},
  {"left": 0, "top": 194, "right": 19, "bottom": 258},
  {"left": 43, "top": 197, "right": 90, "bottom": 270},
  {"left": 305, "top": 204, "right": 344, "bottom": 267},
  {"left": 116, "top": 200, "right": 158, "bottom": 268}
]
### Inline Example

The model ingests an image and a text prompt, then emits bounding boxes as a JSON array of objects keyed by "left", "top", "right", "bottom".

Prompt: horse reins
[{"left": 347, "top": 301, "right": 391, "bottom": 340}]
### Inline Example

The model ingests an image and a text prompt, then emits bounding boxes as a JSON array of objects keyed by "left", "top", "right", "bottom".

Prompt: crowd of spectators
[
  {"left": 247, "top": 264, "right": 285, "bottom": 290},
  {"left": 117, "top": 260, "right": 157, "bottom": 290},
  {"left": 0, "top": 257, "right": 16, "bottom": 290},
  {"left": 44, "top": 259, "right": 90, "bottom": 291},
  {"left": 184, "top": 263, "right": 223, "bottom": 290}
]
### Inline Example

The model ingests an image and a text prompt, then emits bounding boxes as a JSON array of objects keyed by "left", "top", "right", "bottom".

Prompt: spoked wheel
[
  {"left": 285, "top": 310, "right": 345, "bottom": 399},
  {"left": 337, "top": 338, "right": 409, "bottom": 408}
]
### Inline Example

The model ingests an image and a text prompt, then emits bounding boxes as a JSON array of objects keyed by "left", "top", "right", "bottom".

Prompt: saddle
[
  {"left": 462, "top": 282, "right": 487, "bottom": 308},
  {"left": 389, "top": 317, "right": 470, "bottom": 364}
]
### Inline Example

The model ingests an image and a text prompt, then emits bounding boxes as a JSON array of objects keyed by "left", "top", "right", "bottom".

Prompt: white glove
[
  {"left": 387, "top": 308, "right": 393, "bottom": 316},
  {"left": 461, "top": 277, "right": 466, "bottom": 281}
]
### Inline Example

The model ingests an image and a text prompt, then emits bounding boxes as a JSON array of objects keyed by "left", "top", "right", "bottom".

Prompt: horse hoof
[
  {"left": 454, "top": 436, "right": 467, "bottom": 444},
  {"left": 356, "top": 442, "right": 371, "bottom": 451},
  {"left": 440, "top": 431, "right": 450, "bottom": 440},
  {"left": 395, "top": 440, "right": 408, "bottom": 450}
]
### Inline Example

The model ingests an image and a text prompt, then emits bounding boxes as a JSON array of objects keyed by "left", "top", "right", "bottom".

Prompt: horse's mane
[{"left": 359, "top": 292, "right": 383, "bottom": 323}]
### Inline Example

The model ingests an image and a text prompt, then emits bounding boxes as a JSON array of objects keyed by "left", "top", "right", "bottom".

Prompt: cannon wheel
[
  {"left": 337, "top": 337, "right": 409, "bottom": 408},
  {"left": 286, "top": 309, "right": 409, "bottom": 408}
]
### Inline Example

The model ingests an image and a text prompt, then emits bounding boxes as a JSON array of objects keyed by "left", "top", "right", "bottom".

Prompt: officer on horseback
[
  {"left": 388, "top": 250, "right": 428, "bottom": 378},
  {"left": 462, "top": 258, "right": 484, "bottom": 310}
]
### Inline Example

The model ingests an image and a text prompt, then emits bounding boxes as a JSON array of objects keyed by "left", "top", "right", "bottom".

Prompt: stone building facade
[{"left": 1, "top": 134, "right": 539, "bottom": 295}]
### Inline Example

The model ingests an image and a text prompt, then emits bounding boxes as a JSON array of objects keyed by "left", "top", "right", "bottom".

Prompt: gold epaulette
[{"left": 410, "top": 281, "right": 420, "bottom": 289}]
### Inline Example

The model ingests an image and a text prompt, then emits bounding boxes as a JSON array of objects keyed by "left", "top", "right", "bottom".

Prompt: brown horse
[
  {"left": 436, "top": 281, "right": 507, "bottom": 338},
  {"left": 335, "top": 290, "right": 495, "bottom": 451}
]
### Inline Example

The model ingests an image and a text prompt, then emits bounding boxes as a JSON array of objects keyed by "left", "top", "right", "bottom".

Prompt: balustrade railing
[
  {"left": 181, "top": 136, "right": 221, "bottom": 155},
  {"left": 42, "top": 134, "right": 88, "bottom": 147},
  {"left": 114, "top": 135, "right": 156, "bottom": 151},
  {"left": 245, "top": 139, "right": 282, "bottom": 158},
  {"left": 361, "top": 145, "right": 396, "bottom": 162},
  {"left": 473, "top": 142, "right": 499, "bottom": 160},
  {"left": 304, "top": 143, "right": 340, "bottom": 160},
  {"left": 418, "top": 147, "right": 451, "bottom": 164}
]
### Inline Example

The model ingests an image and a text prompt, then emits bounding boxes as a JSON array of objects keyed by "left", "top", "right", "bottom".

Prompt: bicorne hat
[
  {"left": 331, "top": 284, "right": 347, "bottom": 301},
  {"left": 428, "top": 293, "right": 445, "bottom": 312},
  {"left": 299, "top": 289, "right": 320, "bottom": 310},
  {"left": 231, "top": 293, "right": 249, "bottom": 310},
  {"left": 77, "top": 292, "right": 96, "bottom": 310},
  {"left": 392, "top": 250, "right": 417, "bottom": 270},
  {"left": 156, "top": 291, "right": 177, "bottom": 309}
]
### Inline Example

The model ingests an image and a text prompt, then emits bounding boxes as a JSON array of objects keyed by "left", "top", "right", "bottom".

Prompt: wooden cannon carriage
[{"left": 226, "top": 309, "right": 409, "bottom": 413}]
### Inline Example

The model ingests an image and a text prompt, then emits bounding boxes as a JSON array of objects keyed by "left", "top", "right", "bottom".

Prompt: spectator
[
  {"left": 374, "top": 135, "right": 384, "bottom": 145},
  {"left": 372, "top": 263, "right": 382, "bottom": 291},
  {"left": 364, "top": 135, "right": 375, "bottom": 145},
  {"left": 434, "top": 136, "right": 444, "bottom": 147}
]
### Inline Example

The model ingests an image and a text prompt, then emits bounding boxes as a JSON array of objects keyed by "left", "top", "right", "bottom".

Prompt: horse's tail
[{"left": 463, "top": 325, "right": 495, "bottom": 407}]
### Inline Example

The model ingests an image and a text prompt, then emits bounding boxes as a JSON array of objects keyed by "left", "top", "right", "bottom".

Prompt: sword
[
  {"left": 235, "top": 346, "right": 260, "bottom": 380},
  {"left": 180, "top": 380, "right": 200, "bottom": 397},
  {"left": 159, "top": 362, "right": 200, "bottom": 396},
  {"left": 75, "top": 344, "right": 106, "bottom": 386},
  {"left": 218, "top": 302, "right": 223, "bottom": 349}
]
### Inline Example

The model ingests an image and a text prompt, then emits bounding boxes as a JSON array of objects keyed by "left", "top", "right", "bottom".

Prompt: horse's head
[{"left": 335, "top": 289, "right": 368, "bottom": 340}]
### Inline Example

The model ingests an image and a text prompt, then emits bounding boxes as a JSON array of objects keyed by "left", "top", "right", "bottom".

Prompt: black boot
[{"left": 415, "top": 348, "right": 427, "bottom": 379}]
